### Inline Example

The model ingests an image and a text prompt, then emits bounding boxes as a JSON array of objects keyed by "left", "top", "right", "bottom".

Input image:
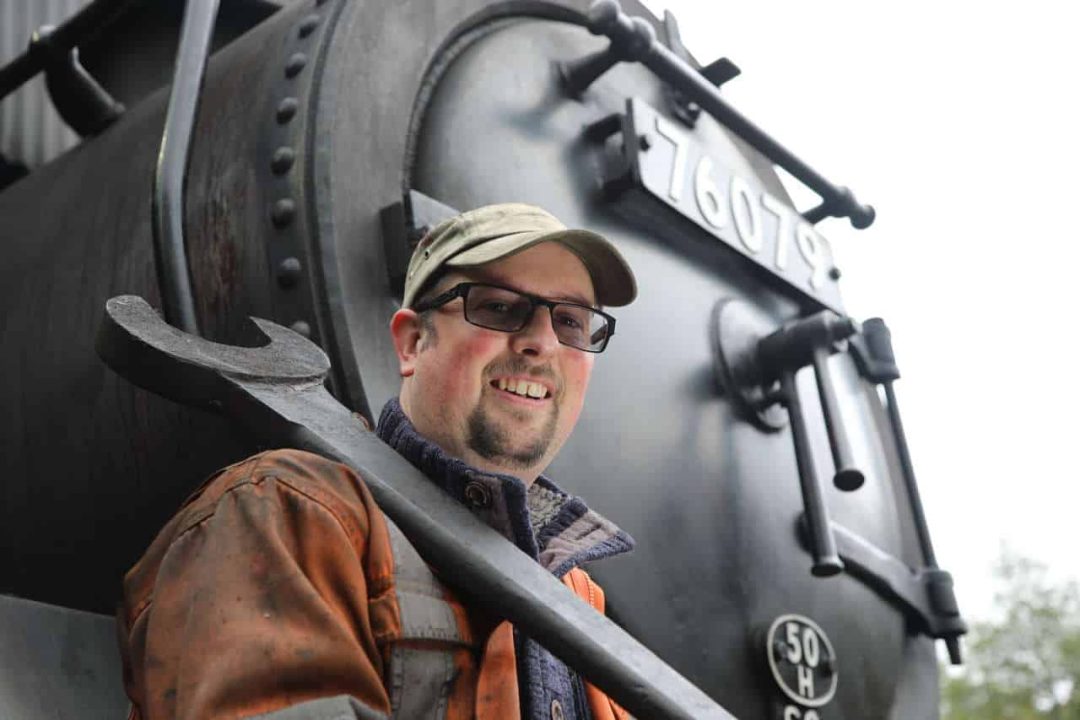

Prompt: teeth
[{"left": 495, "top": 378, "right": 548, "bottom": 399}]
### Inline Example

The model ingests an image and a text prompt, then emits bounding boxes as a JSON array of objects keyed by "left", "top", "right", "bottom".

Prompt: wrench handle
[{"left": 782, "top": 370, "right": 843, "bottom": 577}]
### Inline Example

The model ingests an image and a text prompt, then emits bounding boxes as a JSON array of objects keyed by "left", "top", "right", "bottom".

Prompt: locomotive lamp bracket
[
  {"left": 711, "top": 298, "right": 866, "bottom": 493},
  {"left": 710, "top": 298, "right": 788, "bottom": 432},
  {"left": 380, "top": 191, "right": 460, "bottom": 298},
  {"left": 657, "top": 10, "right": 741, "bottom": 129},
  {"left": 713, "top": 298, "right": 867, "bottom": 578}
]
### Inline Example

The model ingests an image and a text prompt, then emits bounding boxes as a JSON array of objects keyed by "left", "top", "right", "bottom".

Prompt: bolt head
[
  {"left": 277, "top": 257, "right": 302, "bottom": 287},
  {"left": 298, "top": 14, "right": 319, "bottom": 38},
  {"left": 271, "top": 199, "right": 296, "bottom": 228},
  {"left": 271, "top": 147, "right": 296, "bottom": 175},
  {"left": 285, "top": 53, "right": 307, "bottom": 78},
  {"left": 638, "top": 134, "right": 651, "bottom": 151},
  {"left": 276, "top": 97, "right": 299, "bottom": 124},
  {"left": 829, "top": 266, "right": 842, "bottom": 280}
]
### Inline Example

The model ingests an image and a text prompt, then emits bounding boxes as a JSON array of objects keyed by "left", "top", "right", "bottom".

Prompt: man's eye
[
  {"left": 480, "top": 301, "right": 512, "bottom": 314},
  {"left": 555, "top": 312, "right": 584, "bottom": 330}
]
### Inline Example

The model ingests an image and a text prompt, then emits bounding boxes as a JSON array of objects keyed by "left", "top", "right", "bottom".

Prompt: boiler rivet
[
  {"left": 277, "top": 257, "right": 302, "bottom": 287},
  {"left": 276, "top": 97, "right": 298, "bottom": 124},
  {"left": 298, "top": 14, "right": 319, "bottom": 37},
  {"left": 290, "top": 320, "right": 312, "bottom": 337},
  {"left": 271, "top": 198, "right": 296, "bottom": 228},
  {"left": 284, "top": 53, "right": 307, "bottom": 78},
  {"left": 271, "top": 147, "right": 296, "bottom": 174}
]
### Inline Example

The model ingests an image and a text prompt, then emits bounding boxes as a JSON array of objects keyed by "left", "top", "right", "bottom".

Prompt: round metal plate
[{"left": 711, "top": 297, "right": 787, "bottom": 431}]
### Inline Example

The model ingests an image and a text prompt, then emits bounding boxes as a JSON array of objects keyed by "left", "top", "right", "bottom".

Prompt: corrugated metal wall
[{"left": 0, "top": 0, "right": 91, "bottom": 167}]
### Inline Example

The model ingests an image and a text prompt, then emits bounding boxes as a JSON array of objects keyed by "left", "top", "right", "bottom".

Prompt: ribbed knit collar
[{"left": 376, "top": 398, "right": 633, "bottom": 577}]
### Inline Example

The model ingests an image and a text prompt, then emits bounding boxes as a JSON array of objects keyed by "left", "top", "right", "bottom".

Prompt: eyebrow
[
  {"left": 466, "top": 273, "right": 596, "bottom": 307},
  {"left": 550, "top": 292, "right": 594, "bottom": 306}
]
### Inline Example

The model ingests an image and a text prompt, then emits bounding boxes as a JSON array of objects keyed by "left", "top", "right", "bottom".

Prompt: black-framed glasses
[{"left": 413, "top": 282, "right": 617, "bottom": 353}]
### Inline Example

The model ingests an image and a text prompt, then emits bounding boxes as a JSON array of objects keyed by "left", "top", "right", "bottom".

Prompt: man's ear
[{"left": 390, "top": 309, "right": 422, "bottom": 377}]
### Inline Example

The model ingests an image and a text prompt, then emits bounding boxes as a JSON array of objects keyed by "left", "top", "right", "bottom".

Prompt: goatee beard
[{"left": 466, "top": 402, "right": 558, "bottom": 471}]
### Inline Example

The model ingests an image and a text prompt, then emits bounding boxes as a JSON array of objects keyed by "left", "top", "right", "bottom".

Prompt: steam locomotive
[{"left": 0, "top": 0, "right": 965, "bottom": 717}]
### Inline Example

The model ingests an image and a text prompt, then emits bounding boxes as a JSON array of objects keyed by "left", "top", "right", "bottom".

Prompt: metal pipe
[
  {"left": 151, "top": 0, "right": 220, "bottom": 334},
  {"left": 885, "top": 384, "right": 965, "bottom": 664},
  {"left": 811, "top": 345, "right": 865, "bottom": 491},
  {"left": 883, "top": 382, "right": 937, "bottom": 567},
  {"left": 0, "top": 0, "right": 137, "bottom": 102},
  {"left": 781, "top": 369, "right": 843, "bottom": 577}
]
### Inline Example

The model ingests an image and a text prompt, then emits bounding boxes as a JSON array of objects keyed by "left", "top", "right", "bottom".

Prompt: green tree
[{"left": 942, "top": 551, "right": 1080, "bottom": 720}]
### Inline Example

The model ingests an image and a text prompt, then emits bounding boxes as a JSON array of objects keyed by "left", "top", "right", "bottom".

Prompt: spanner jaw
[{"left": 96, "top": 295, "right": 330, "bottom": 410}]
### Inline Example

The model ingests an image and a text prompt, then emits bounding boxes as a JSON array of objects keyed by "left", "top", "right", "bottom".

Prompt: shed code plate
[{"left": 765, "top": 613, "right": 838, "bottom": 713}]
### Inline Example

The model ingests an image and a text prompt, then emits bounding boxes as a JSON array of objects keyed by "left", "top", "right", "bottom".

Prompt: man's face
[{"left": 392, "top": 242, "right": 597, "bottom": 483}]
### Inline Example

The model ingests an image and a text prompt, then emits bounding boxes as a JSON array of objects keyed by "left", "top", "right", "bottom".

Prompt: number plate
[{"left": 620, "top": 98, "right": 843, "bottom": 312}]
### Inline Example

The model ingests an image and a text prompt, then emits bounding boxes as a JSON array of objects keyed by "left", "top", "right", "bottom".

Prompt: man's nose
[{"left": 509, "top": 306, "right": 560, "bottom": 356}]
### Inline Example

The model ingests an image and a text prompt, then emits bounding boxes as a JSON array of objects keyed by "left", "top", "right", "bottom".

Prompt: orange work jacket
[{"left": 117, "top": 449, "right": 629, "bottom": 720}]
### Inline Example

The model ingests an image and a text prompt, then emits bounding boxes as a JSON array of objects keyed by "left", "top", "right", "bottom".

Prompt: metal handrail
[
  {"left": 561, "top": 0, "right": 876, "bottom": 229},
  {"left": 151, "top": 0, "right": 221, "bottom": 334}
]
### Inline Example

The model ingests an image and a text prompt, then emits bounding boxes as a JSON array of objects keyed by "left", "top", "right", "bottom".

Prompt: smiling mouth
[{"left": 490, "top": 377, "right": 552, "bottom": 400}]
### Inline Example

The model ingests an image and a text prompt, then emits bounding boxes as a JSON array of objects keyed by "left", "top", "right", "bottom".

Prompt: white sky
[{"left": 640, "top": 0, "right": 1080, "bottom": 622}]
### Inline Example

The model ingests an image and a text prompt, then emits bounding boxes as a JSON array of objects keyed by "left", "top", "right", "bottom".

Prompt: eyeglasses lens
[{"left": 464, "top": 285, "right": 609, "bottom": 352}]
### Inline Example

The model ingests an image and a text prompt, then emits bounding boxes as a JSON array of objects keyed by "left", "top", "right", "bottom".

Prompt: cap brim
[{"left": 446, "top": 229, "right": 637, "bottom": 307}]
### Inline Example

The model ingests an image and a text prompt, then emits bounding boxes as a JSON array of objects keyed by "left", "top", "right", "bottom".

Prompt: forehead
[{"left": 455, "top": 242, "right": 596, "bottom": 305}]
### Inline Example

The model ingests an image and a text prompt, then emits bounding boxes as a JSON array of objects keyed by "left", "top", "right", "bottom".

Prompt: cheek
[
  {"left": 420, "top": 332, "right": 505, "bottom": 403},
  {"left": 559, "top": 354, "right": 594, "bottom": 417}
]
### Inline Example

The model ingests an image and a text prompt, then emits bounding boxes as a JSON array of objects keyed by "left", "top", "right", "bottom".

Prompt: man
[{"left": 117, "top": 203, "right": 638, "bottom": 719}]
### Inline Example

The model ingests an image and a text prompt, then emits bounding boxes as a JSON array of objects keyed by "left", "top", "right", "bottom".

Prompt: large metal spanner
[{"left": 96, "top": 295, "right": 736, "bottom": 720}]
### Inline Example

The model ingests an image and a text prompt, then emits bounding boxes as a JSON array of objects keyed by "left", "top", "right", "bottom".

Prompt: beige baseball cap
[{"left": 402, "top": 203, "right": 637, "bottom": 309}]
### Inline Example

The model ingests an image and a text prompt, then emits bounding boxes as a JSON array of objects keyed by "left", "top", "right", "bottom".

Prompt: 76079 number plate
[{"left": 615, "top": 98, "right": 843, "bottom": 312}]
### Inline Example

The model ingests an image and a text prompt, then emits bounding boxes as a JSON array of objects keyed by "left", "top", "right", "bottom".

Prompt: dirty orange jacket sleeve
[{"left": 118, "top": 452, "right": 398, "bottom": 720}]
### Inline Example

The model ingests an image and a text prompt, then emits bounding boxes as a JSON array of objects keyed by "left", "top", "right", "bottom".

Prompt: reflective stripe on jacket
[{"left": 118, "top": 449, "right": 630, "bottom": 720}]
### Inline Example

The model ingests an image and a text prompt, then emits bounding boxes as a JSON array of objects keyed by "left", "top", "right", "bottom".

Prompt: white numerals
[
  {"left": 761, "top": 193, "right": 793, "bottom": 270},
  {"left": 766, "top": 614, "right": 837, "bottom": 710},
  {"left": 795, "top": 221, "right": 828, "bottom": 289},
  {"left": 694, "top": 157, "right": 728, "bottom": 228},
  {"left": 654, "top": 115, "right": 689, "bottom": 202},
  {"left": 786, "top": 621, "right": 823, "bottom": 669},
  {"left": 802, "top": 626, "right": 820, "bottom": 668},
  {"left": 785, "top": 622, "right": 804, "bottom": 665},
  {"left": 643, "top": 101, "right": 836, "bottom": 298},
  {"left": 730, "top": 175, "right": 764, "bottom": 253}
]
